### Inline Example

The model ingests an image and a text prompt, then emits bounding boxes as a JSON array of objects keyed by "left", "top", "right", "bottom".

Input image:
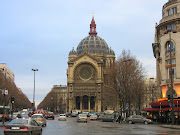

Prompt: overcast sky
[{"left": 0, "top": 0, "right": 168, "bottom": 106}]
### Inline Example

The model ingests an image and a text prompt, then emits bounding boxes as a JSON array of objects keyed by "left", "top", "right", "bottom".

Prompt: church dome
[
  {"left": 69, "top": 47, "right": 77, "bottom": 55},
  {"left": 76, "top": 15, "right": 113, "bottom": 55},
  {"left": 77, "top": 35, "right": 110, "bottom": 54}
]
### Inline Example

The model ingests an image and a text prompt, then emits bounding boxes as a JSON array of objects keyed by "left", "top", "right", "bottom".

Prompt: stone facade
[
  {"left": 152, "top": 0, "right": 180, "bottom": 99},
  {"left": 51, "top": 85, "right": 67, "bottom": 112},
  {"left": 0, "top": 63, "right": 14, "bottom": 82},
  {"left": 144, "top": 77, "right": 158, "bottom": 107},
  {"left": 67, "top": 16, "right": 118, "bottom": 112}
]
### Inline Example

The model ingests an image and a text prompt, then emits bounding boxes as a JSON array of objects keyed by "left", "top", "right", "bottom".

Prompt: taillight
[
  {"left": 41, "top": 120, "right": 43, "bottom": 122},
  {"left": 78, "top": 117, "right": 80, "bottom": 119},
  {"left": 4, "top": 127, "right": 10, "bottom": 129},
  {"left": 21, "top": 127, "right": 28, "bottom": 129},
  {"left": 53, "top": 115, "right": 55, "bottom": 116}
]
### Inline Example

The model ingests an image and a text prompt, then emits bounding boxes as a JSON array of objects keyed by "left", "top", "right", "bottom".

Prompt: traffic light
[
  {"left": 32, "top": 102, "right": 34, "bottom": 107},
  {"left": 11, "top": 96, "right": 15, "bottom": 104},
  {"left": 168, "top": 95, "right": 171, "bottom": 102}
]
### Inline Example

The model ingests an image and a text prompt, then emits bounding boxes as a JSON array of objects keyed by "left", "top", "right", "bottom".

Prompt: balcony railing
[{"left": 160, "top": 13, "right": 180, "bottom": 24}]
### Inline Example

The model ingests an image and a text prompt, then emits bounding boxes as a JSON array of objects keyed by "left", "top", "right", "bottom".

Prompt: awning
[
  {"left": 151, "top": 101, "right": 170, "bottom": 107},
  {"left": 142, "top": 108, "right": 159, "bottom": 112},
  {"left": 142, "top": 107, "right": 180, "bottom": 112},
  {"left": 151, "top": 100, "right": 180, "bottom": 107}
]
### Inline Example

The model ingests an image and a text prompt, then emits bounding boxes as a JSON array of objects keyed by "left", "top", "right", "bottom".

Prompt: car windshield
[
  {"left": 79, "top": 114, "right": 87, "bottom": 117},
  {"left": 32, "top": 115, "right": 43, "bottom": 118},
  {"left": 9, "top": 119, "right": 28, "bottom": 125}
]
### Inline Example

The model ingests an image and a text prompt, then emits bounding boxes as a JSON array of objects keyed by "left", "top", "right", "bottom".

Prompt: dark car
[
  {"left": 45, "top": 112, "right": 55, "bottom": 120},
  {"left": 126, "top": 115, "right": 152, "bottom": 124},
  {"left": 65, "top": 112, "right": 71, "bottom": 117},
  {"left": 4, "top": 118, "right": 42, "bottom": 135},
  {"left": 100, "top": 114, "right": 114, "bottom": 122}
]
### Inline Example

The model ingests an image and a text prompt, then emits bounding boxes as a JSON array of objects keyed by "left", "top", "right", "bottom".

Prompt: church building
[{"left": 67, "top": 15, "right": 118, "bottom": 112}]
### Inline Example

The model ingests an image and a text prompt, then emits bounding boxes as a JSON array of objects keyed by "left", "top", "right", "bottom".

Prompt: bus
[{"left": 0, "top": 106, "right": 11, "bottom": 121}]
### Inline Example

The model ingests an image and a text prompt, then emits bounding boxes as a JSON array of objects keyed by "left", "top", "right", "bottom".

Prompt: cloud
[{"left": 138, "top": 57, "right": 156, "bottom": 77}]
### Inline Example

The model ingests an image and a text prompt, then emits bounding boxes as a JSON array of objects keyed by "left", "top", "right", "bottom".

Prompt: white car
[
  {"left": 31, "top": 114, "right": 47, "bottom": 127},
  {"left": 90, "top": 114, "right": 97, "bottom": 120},
  {"left": 77, "top": 114, "right": 87, "bottom": 123},
  {"left": 58, "top": 114, "right": 66, "bottom": 121}
]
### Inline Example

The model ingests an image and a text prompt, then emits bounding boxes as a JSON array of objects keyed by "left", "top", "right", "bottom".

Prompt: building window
[
  {"left": 167, "top": 66, "right": 176, "bottom": 79},
  {"left": 168, "top": 9, "right": 171, "bottom": 16},
  {"left": 166, "top": 58, "right": 176, "bottom": 65},
  {"left": 165, "top": 25, "right": 170, "bottom": 30},
  {"left": 166, "top": 41, "right": 175, "bottom": 53},
  {"left": 172, "top": 7, "right": 177, "bottom": 14},
  {"left": 165, "top": 24, "right": 175, "bottom": 30},
  {"left": 171, "top": 24, "right": 175, "bottom": 30}
]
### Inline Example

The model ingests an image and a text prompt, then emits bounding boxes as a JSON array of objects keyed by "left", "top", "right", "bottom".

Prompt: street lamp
[
  {"left": 150, "top": 78, "right": 154, "bottom": 103},
  {"left": 123, "top": 59, "right": 132, "bottom": 116},
  {"left": 32, "top": 68, "right": 38, "bottom": 111},
  {"left": 51, "top": 97, "right": 53, "bottom": 112},
  {"left": 164, "top": 28, "right": 177, "bottom": 124}
]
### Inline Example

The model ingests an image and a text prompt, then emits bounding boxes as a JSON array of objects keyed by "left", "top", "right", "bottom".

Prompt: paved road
[{"left": 1, "top": 116, "right": 180, "bottom": 135}]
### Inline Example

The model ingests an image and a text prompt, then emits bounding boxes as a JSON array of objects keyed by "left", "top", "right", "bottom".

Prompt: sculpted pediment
[{"left": 68, "top": 52, "right": 103, "bottom": 64}]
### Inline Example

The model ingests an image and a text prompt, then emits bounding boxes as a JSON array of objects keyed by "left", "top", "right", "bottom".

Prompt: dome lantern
[{"left": 89, "top": 12, "right": 97, "bottom": 36}]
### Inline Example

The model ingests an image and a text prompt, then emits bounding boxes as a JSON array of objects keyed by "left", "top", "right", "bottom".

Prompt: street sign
[
  {"left": 2, "top": 90, "right": 8, "bottom": 95},
  {"left": 169, "top": 102, "right": 175, "bottom": 108}
]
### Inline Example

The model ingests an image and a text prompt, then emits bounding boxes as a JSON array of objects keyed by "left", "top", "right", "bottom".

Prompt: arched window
[{"left": 166, "top": 41, "right": 175, "bottom": 53}]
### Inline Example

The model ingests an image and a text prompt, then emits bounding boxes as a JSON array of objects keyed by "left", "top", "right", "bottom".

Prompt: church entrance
[
  {"left": 76, "top": 96, "right": 80, "bottom": 109},
  {"left": 90, "top": 96, "right": 95, "bottom": 110},
  {"left": 83, "top": 95, "right": 88, "bottom": 110}
]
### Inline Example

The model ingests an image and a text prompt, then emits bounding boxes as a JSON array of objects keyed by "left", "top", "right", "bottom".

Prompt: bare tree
[{"left": 109, "top": 50, "right": 146, "bottom": 116}]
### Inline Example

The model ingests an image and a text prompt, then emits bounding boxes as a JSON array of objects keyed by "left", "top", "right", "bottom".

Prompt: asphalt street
[{"left": 1, "top": 116, "right": 180, "bottom": 135}]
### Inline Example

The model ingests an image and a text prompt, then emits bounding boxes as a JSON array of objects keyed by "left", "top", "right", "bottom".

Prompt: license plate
[
  {"left": 35, "top": 120, "right": 39, "bottom": 121},
  {"left": 11, "top": 127, "right": 20, "bottom": 130},
  {"left": 82, "top": 118, "right": 84, "bottom": 119}
]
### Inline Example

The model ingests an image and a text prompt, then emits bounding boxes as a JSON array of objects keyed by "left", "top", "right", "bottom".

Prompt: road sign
[
  {"left": 169, "top": 102, "right": 175, "bottom": 108},
  {"left": 2, "top": 90, "right": 8, "bottom": 95}
]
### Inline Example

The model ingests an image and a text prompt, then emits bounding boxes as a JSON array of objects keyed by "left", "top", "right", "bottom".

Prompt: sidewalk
[
  {"left": 0, "top": 122, "right": 9, "bottom": 127},
  {"left": 160, "top": 124, "right": 180, "bottom": 129},
  {"left": 0, "top": 122, "right": 4, "bottom": 127}
]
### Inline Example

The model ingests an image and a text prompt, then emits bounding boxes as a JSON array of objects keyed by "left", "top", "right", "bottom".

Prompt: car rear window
[
  {"left": 79, "top": 114, "right": 87, "bottom": 117},
  {"left": 9, "top": 119, "right": 28, "bottom": 124},
  {"left": 32, "top": 115, "right": 43, "bottom": 118}
]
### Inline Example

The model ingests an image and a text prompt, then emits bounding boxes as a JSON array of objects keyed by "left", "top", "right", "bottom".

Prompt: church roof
[{"left": 69, "top": 14, "right": 115, "bottom": 56}]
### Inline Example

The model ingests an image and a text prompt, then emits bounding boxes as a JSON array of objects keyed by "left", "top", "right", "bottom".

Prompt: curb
[{"left": 160, "top": 125, "right": 180, "bottom": 129}]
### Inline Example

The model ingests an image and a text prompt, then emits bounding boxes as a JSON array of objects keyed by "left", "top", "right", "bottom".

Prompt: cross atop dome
[{"left": 89, "top": 12, "right": 97, "bottom": 36}]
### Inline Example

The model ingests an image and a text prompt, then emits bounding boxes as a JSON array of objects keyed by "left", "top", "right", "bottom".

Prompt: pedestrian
[
  {"left": 118, "top": 114, "right": 121, "bottom": 123},
  {"left": 114, "top": 113, "right": 116, "bottom": 123}
]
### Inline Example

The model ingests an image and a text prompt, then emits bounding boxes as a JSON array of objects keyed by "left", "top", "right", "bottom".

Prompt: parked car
[
  {"left": 82, "top": 112, "right": 90, "bottom": 117},
  {"left": 77, "top": 114, "right": 87, "bottom": 123},
  {"left": 90, "top": 114, "right": 97, "bottom": 120},
  {"left": 126, "top": 115, "right": 152, "bottom": 124},
  {"left": 4, "top": 118, "right": 42, "bottom": 135},
  {"left": 71, "top": 113, "right": 78, "bottom": 117},
  {"left": 65, "top": 112, "right": 71, "bottom": 117},
  {"left": 100, "top": 114, "right": 114, "bottom": 122},
  {"left": 96, "top": 112, "right": 105, "bottom": 118},
  {"left": 45, "top": 112, "right": 55, "bottom": 120},
  {"left": 58, "top": 114, "right": 66, "bottom": 121},
  {"left": 31, "top": 114, "right": 47, "bottom": 127}
]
